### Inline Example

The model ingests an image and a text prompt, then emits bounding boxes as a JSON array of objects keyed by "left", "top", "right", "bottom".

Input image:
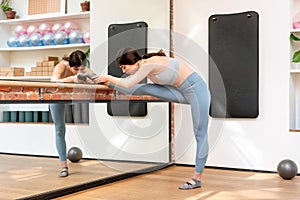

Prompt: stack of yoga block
[
  {"left": 0, "top": 67, "right": 25, "bottom": 77},
  {"left": 26, "top": 56, "right": 59, "bottom": 77}
]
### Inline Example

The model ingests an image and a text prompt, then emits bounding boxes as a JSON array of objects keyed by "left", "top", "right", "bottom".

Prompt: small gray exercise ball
[
  {"left": 277, "top": 159, "right": 298, "bottom": 180},
  {"left": 68, "top": 147, "right": 82, "bottom": 163}
]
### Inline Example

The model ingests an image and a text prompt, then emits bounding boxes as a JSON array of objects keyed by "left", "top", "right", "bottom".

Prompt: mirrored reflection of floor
[{"left": 0, "top": 154, "right": 159, "bottom": 199}]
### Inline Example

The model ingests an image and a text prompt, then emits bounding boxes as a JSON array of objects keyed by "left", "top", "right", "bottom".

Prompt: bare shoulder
[
  {"left": 51, "top": 60, "right": 67, "bottom": 80},
  {"left": 53, "top": 60, "right": 68, "bottom": 72},
  {"left": 55, "top": 60, "right": 66, "bottom": 67},
  {"left": 145, "top": 56, "right": 169, "bottom": 65}
]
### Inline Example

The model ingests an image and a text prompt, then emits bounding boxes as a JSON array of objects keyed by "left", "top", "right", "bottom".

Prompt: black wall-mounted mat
[
  {"left": 209, "top": 11, "right": 259, "bottom": 118},
  {"left": 107, "top": 21, "right": 148, "bottom": 116}
]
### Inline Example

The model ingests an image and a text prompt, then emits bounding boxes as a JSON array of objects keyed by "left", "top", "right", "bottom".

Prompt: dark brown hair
[
  {"left": 116, "top": 48, "right": 166, "bottom": 66},
  {"left": 142, "top": 49, "right": 166, "bottom": 59},
  {"left": 62, "top": 50, "right": 87, "bottom": 67}
]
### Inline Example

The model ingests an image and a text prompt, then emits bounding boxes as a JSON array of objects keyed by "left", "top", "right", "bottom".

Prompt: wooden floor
[
  {"left": 2, "top": 154, "right": 300, "bottom": 200},
  {"left": 55, "top": 165, "right": 300, "bottom": 200},
  {"left": 0, "top": 154, "right": 159, "bottom": 200}
]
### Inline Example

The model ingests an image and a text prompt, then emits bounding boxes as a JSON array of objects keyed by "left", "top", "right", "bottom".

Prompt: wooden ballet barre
[{"left": 0, "top": 80, "right": 160, "bottom": 104}]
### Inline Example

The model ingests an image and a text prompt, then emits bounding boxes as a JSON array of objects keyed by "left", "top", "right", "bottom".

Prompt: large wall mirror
[{"left": 0, "top": 0, "right": 171, "bottom": 199}]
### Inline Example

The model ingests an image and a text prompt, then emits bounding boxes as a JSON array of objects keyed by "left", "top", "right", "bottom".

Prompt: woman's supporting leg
[
  {"left": 189, "top": 84, "right": 210, "bottom": 174},
  {"left": 186, "top": 86, "right": 210, "bottom": 188},
  {"left": 177, "top": 73, "right": 211, "bottom": 189},
  {"left": 49, "top": 104, "right": 68, "bottom": 177}
]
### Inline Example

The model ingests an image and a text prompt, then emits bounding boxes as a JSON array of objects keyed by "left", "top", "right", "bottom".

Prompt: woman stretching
[
  {"left": 93, "top": 48, "right": 211, "bottom": 189},
  {"left": 50, "top": 50, "right": 95, "bottom": 177}
]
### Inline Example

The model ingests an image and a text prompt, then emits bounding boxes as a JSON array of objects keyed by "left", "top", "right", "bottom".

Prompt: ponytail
[
  {"left": 116, "top": 48, "right": 167, "bottom": 66},
  {"left": 142, "top": 49, "right": 166, "bottom": 59},
  {"left": 62, "top": 55, "right": 69, "bottom": 62}
]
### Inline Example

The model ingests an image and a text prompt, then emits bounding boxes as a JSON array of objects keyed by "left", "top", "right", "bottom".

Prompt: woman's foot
[
  {"left": 58, "top": 167, "right": 68, "bottom": 177},
  {"left": 178, "top": 178, "right": 201, "bottom": 190}
]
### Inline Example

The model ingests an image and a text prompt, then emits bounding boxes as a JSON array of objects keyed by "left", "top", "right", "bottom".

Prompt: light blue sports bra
[{"left": 154, "top": 58, "right": 179, "bottom": 85}]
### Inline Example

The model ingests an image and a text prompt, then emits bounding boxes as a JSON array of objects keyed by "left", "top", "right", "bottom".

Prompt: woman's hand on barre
[{"left": 93, "top": 75, "right": 111, "bottom": 86}]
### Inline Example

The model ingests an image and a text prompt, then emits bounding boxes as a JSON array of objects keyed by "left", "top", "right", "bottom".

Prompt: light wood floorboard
[
  {"left": 0, "top": 154, "right": 158, "bottom": 199},
  {"left": 55, "top": 165, "right": 300, "bottom": 200}
]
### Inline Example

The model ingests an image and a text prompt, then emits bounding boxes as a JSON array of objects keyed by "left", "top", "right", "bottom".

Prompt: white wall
[{"left": 174, "top": 0, "right": 299, "bottom": 172}]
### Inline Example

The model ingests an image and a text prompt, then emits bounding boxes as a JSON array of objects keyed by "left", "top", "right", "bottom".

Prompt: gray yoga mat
[{"left": 209, "top": 11, "right": 259, "bottom": 118}]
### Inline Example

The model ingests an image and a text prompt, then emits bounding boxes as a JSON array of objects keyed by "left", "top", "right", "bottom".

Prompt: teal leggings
[
  {"left": 49, "top": 104, "right": 67, "bottom": 162},
  {"left": 110, "top": 72, "right": 211, "bottom": 173}
]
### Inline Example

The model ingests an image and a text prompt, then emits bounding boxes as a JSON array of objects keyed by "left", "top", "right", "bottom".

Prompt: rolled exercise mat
[
  {"left": 18, "top": 111, "right": 25, "bottom": 122},
  {"left": 10, "top": 111, "right": 18, "bottom": 122},
  {"left": 2, "top": 111, "right": 10, "bottom": 122},
  {"left": 25, "top": 111, "right": 33, "bottom": 122},
  {"left": 42, "top": 111, "right": 49, "bottom": 122},
  {"left": 33, "top": 111, "right": 39, "bottom": 122},
  {"left": 81, "top": 103, "right": 89, "bottom": 124},
  {"left": 72, "top": 103, "right": 82, "bottom": 123},
  {"left": 65, "top": 105, "right": 73, "bottom": 123}
]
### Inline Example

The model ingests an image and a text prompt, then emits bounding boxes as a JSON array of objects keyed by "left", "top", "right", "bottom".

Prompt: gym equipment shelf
[
  {"left": 290, "top": 69, "right": 300, "bottom": 73},
  {"left": 0, "top": 12, "right": 90, "bottom": 25},
  {"left": 0, "top": 11, "right": 90, "bottom": 124},
  {"left": 0, "top": 43, "right": 90, "bottom": 52},
  {"left": 289, "top": 0, "right": 300, "bottom": 131},
  {"left": 0, "top": 76, "right": 51, "bottom": 81}
]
